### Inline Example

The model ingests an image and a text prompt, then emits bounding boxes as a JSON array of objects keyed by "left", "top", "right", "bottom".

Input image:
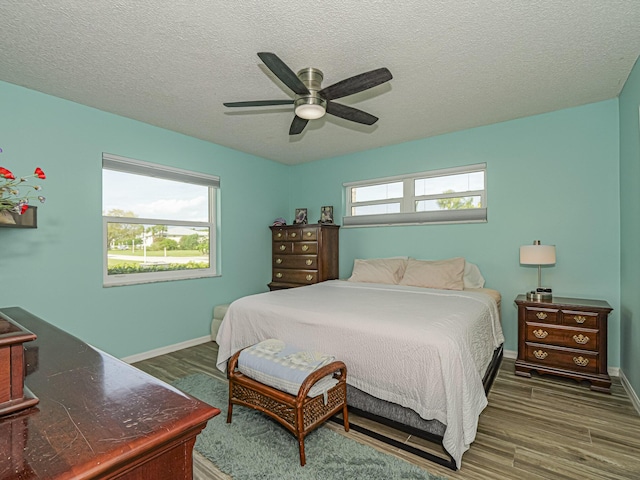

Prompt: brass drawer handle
[
  {"left": 306, "top": 231, "right": 312, "bottom": 237},
  {"left": 306, "top": 274, "right": 313, "bottom": 281},
  {"left": 276, "top": 232, "right": 283, "bottom": 238},
  {"left": 305, "top": 259, "right": 312, "bottom": 266},
  {"left": 301, "top": 245, "right": 309, "bottom": 252},
  {"left": 536, "top": 312, "right": 548, "bottom": 320},
  {"left": 533, "top": 350, "right": 548, "bottom": 360},
  {"left": 279, "top": 245, "right": 286, "bottom": 251},
  {"left": 533, "top": 329, "right": 548, "bottom": 339},
  {"left": 573, "top": 356, "right": 589, "bottom": 367},
  {"left": 573, "top": 334, "right": 590, "bottom": 345},
  {"left": 291, "top": 232, "right": 297, "bottom": 238},
  {"left": 573, "top": 315, "right": 586, "bottom": 324},
  {"left": 275, "top": 258, "right": 282, "bottom": 264},
  {"left": 275, "top": 273, "right": 283, "bottom": 279}
]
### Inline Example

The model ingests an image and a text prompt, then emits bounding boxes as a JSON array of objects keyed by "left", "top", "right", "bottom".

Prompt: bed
[{"left": 216, "top": 258, "right": 504, "bottom": 469}]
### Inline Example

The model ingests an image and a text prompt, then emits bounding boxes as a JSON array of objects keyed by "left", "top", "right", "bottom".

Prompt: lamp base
[{"left": 526, "top": 288, "right": 553, "bottom": 302}]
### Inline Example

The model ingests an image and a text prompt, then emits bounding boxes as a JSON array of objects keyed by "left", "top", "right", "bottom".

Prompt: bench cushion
[{"left": 238, "top": 339, "right": 338, "bottom": 399}]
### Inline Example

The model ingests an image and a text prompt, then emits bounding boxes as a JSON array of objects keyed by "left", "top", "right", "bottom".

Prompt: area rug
[{"left": 173, "top": 373, "right": 447, "bottom": 480}]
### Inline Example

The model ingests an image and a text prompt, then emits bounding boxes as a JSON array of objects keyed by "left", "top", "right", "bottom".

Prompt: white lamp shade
[{"left": 520, "top": 244, "right": 556, "bottom": 265}]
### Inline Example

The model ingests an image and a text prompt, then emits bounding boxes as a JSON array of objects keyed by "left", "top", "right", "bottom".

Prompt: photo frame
[
  {"left": 319, "top": 205, "right": 334, "bottom": 224},
  {"left": 294, "top": 208, "right": 308, "bottom": 224}
]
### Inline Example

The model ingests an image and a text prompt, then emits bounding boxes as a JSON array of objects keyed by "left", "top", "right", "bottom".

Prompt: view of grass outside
[{"left": 106, "top": 225, "right": 210, "bottom": 275}]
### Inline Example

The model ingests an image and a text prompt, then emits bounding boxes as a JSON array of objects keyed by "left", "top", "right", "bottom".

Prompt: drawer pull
[
  {"left": 573, "top": 356, "right": 589, "bottom": 367},
  {"left": 533, "top": 329, "right": 548, "bottom": 339},
  {"left": 290, "top": 232, "right": 297, "bottom": 238},
  {"left": 573, "top": 315, "right": 586, "bottom": 324},
  {"left": 275, "top": 273, "right": 283, "bottom": 279},
  {"left": 301, "top": 245, "right": 309, "bottom": 252},
  {"left": 306, "top": 231, "right": 312, "bottom": 237},
  {"left": 275, "top": 258, "right": 282, "bottom": 264},
  {"left": 279, "top": 245, "right": 286, "bottom": 251},
  {"left": 573, "top": 334, "right": 590, "bottom": 345},
  {"left": 306, "top": 274, "right": 313, "bottom": 281},
  {"left": 305, "top": 259, "right": 312, "bottom": 266},
  {"left": 533, "top": 350, "right": 548, "bottom": 360},
  {"left": 277, "top": 232, "right": 283, "bottom": 238},
  {"left": 536, "top": 312, "right": 548, "bottom": 320}
]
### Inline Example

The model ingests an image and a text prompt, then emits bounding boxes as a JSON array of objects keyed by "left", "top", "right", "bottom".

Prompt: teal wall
[
  {"left": 0, "top": 81, "right": 288, "bottom": 358},
  {"left": 619, "top": 56, "right": 640, "bottom": 394},
  {"left": 289, "top": 101, "right": 621, "bottom": 364},
  {"left": 0, "top": 79, "right": 626, "bottom": 374}
]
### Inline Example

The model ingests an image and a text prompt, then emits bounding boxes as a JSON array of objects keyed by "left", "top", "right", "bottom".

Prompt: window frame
[
  {"left": 343, "top": 163, "right": 487, "bottom": 227},
  {"left": 102, "top": 153, "right": 220, "bottom": 287}
]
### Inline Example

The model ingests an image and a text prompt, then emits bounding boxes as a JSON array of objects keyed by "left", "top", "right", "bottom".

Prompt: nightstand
[{"left": 514, "top": 295, "right": 612, "bottom": 393}]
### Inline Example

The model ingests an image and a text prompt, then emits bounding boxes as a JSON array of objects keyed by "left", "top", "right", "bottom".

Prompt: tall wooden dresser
[
  {"left": 514, "top": 295, "right": 612, "bottom": 393},
  {"left": 269, "top": 223, "right": 339, "bottom": 290}
]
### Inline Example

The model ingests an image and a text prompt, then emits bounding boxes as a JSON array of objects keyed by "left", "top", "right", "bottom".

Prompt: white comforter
[{"left": 216, "top": 280, "right": 504, "bottom": 468}]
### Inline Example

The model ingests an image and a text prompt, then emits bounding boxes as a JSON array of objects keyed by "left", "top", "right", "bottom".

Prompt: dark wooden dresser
[
  {"left": 269, "top": 223, "right": 339, "bottom": 290},
  {"left": 514, "top": 295, "right": 612, "bottom": 393},
  {"left": 0, "top": 307, "right": 220, "bottom": 479}
]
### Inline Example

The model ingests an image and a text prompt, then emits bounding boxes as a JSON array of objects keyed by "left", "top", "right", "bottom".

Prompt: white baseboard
[
  {"left": 121, "top": 335, "right": 212, "bottom": 364},
  {"left": 620, "top": 369, "right": 640, "bottom": 415},
  {"left": 503, "top": 348, "right": 517, "bottom": 359}
]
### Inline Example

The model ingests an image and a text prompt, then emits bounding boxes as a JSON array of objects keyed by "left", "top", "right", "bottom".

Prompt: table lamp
[{"left": 520, "top": 240, "right": 556, "bottom": 301}]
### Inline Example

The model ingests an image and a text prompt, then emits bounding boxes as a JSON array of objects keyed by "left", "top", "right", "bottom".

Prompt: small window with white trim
[
  {"left": 102, "top": 153, "right": 219, "bottom": 286},
  {"left": 344, "top": 163, "right": 486, "bottom": 227}
]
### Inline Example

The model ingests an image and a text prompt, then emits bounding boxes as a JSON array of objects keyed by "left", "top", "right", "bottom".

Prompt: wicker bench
[{"left": 227, "top": 347, "right": 349, "bottom": 466}]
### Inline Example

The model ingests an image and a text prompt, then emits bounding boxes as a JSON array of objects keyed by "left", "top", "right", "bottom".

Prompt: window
[
  {"left": 344, "top": 163, "right": 486, "bottom": 227},
  {"left": 102, "top": 153, "right": 219, "bottom": 286}
]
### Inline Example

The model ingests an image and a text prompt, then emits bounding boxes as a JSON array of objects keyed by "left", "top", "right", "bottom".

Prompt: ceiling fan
[{"left": 223, "top": 52, "right": 393, "bottom": 135}]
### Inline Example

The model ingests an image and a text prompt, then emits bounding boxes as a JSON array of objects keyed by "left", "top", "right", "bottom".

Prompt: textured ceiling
[{"left": 1, "top": 1, "right": 640, "bottom": 165}]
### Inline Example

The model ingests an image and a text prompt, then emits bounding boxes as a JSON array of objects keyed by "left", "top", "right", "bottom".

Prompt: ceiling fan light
[{"left": 295, "top": 103, "right": 326, "bottom": 120}]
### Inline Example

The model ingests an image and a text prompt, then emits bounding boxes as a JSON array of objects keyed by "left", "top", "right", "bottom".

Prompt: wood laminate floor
[{"left": 133, "top": 342, "right": 640, "bottom": 480}]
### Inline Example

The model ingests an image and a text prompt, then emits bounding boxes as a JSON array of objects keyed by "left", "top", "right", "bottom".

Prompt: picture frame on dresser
[
  {"left": 294, "top": 208, "right": 307, "bottom": 224},
  {"left": 319, "top": 205, "right": 334, "bottom": 224}
]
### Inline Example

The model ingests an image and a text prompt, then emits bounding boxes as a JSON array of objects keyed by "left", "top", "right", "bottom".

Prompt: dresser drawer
[
  {"left": 524, "top": 307, "right": 559, "bottom": 324},
  {"left": 561, "top": 310, "right": 599, "bottom": 329},
  {"left": 273, "top": 255, "right": 317, "bottom": 269},
  {"left": 273, "top": 242, "right": 292, "bottom": 254},
  {"left": 273, "top": 269, "right": 318, "bottom": 285},
  {"left": 272, "top": 228, "right": 286, "bottom": 241},
  {"left": 524, "top": 344, "right": 598, "bottom": 374},
  {"left": 300, "top": 228, "right": 317, "bottom": 241},
  {"left": 292, "top": 242, "right": 317, "bottom": 255},
  {"left": 525, "top": 324, "right": 599, "bottom": 351},
  {"left": 286, "top": 228, "right": 303, "bottom": 240}
]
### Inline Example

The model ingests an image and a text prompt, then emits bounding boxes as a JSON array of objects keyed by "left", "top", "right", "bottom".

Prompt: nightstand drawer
[
  {"left": 524, "top": 307, "right": 559, "bottom": 324},
  {"left": 525, "top": 324, "right": 599, "bottom": 351},
  {"left": 524, "top": 344, "right": 598, "bottom": 374},
  {"left": 561, "top": 310, "right": 598, "bottom": 329}
]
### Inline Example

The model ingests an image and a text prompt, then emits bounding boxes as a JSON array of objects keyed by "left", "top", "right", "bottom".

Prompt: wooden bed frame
[{"left": 330, "top": 344, "right": 504, "bottom": 470}]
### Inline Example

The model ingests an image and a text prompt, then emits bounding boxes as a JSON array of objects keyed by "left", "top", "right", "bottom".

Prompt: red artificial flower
[
  {"left": 0, "top": 167, "right": 15, "bottom": 180},
  {"left": 34, "top": 167, "right": 46, "bottom": 179},
  {"left": 20, "top": 204, "right": 28, "bottom": 215}
]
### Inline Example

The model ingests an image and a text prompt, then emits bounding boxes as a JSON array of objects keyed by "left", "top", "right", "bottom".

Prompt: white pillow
[
  {"left": 399, "top": 257, "right": 465, "bottom": 290},
  {"left": 348, "top": 258, "right": 408, "bottom": 284},
  {"left": 463, "top": 261, "right": 485, "bottom": 289}
]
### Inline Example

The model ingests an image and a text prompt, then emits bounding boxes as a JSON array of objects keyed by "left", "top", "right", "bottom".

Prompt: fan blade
[
  {"left": 319, "top": 67, "right": 392, "bottom": 100},
  {"left": 289, "top": 115, "right": 309, "bottom": 135},
  {"left": 224, "top": 100, "right": 293, "bottom": 107},
  {"left": 326, "top": 102, "right": 378, "bottom": 125},
  {"left": 258, "top": 52, "right": 309, "bottom": 95}
]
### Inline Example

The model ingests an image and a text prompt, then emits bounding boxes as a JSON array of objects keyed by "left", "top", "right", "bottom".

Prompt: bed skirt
[{"left": 333, "top": 343, "right": 504, "bottom": 470}]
